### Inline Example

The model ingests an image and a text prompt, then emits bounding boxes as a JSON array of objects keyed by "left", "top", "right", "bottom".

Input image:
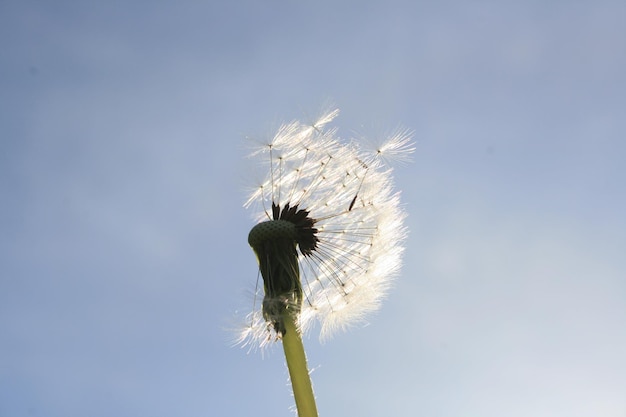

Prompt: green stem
[{"left": 281, "top": 311, "right": 318, "bottom": 417}]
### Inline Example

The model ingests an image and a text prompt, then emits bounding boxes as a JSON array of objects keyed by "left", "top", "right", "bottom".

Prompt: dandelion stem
[{"left": 281, "top": 310, "right": 318, "bottom": 417}]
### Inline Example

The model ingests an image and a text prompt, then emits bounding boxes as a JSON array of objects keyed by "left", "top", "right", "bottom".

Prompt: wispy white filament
[{"left": 240, "top": 109, "right": 412, "bottom": 347}]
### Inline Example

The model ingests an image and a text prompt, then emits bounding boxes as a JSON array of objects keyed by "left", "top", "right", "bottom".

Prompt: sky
[{"left": 1, "top": 1, "right": 625, "bottom": 416}]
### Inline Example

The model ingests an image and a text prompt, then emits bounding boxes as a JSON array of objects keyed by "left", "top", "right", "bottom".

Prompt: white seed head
[{"left": 240, "top": 108, "right": 413, "bottom": 348}]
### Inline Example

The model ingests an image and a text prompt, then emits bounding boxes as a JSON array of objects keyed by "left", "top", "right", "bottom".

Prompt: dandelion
[{"left": 242, "top": 108, "right": 412, "bottom": 417}]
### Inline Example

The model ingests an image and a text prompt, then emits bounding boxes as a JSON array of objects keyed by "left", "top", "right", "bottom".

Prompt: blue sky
[{"left": 1, "top": 1, "right": 625, "bottom": 416}]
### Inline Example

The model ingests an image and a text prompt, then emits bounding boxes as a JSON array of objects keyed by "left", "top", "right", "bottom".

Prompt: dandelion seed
[{"left": 241, "top": 108, "right": 413, "bottom": 347}]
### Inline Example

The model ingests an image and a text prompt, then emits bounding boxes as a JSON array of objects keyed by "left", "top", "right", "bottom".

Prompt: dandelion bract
[{"left": 241, "top": 108, "right": 413, "bottom": 347}]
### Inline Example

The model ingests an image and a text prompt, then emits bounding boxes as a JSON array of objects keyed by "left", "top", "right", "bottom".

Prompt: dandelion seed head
[{"left": 241, "top": 108, "right": 412, "bottom": 347}]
